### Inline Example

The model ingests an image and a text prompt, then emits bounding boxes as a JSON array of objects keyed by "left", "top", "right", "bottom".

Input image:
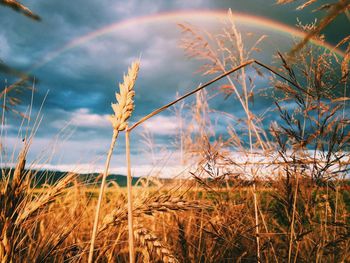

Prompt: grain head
[{"left": 108, "top": 60, "right": 140, "bottom": 131}]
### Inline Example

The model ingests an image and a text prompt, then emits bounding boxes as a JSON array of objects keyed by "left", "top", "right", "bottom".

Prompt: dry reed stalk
[
  {"left": 0, "top": 0, "right": 41, "bottom": 20},
  {"left": 88, "top": 61, "right": 139, "bottom": 263},
  {"left": 227, "top": 11, "right": 262, "bottom": 259},
  {"left": 252, "top": 184, "right": 261, "bottom": 262},
  {"left": 258, "top": 204, "right": 279, "bottom": 262},
  {"left": 180, "top": 15, "right": 268, "bottom": 151},
  {"left": 128, "top": 60, "right": 254, "bottom": 132},
  {"left": 128, "top": 59, "right": 302, "bottom": 133}
]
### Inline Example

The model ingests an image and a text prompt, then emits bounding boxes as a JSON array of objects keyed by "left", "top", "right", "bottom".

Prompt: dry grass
[
  {"left": 276, "top": 0, "right": 350, "bottom": 58},
  {"left": 1, "top": 8, "right": 350, "bottom": 263},
  {"left": 0, "top": 170, "right": 349, "bottom": 262},
  {"left": 0, "top": 147, "right": 78, "bottom": 262},
  {"left": 0, "top": 0, "right": 41, "bottom": 21}
]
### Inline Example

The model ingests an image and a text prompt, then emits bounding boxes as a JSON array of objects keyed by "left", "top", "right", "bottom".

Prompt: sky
[{"left": 0, "top": 0, "right": 348, "bottom": 176}]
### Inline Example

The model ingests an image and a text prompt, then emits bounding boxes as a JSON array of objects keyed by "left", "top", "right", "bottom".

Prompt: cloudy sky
[{"left": 0, "top": 0, "right": 348, "bottom": 176}]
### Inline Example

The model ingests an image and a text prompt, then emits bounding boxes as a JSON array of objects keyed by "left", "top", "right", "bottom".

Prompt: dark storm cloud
[
  {"left": 1, "top": 0, "right": 347, "bottom": 68},
  {"left": 0, "top": 0, "right": 348, "bottom": 170}
]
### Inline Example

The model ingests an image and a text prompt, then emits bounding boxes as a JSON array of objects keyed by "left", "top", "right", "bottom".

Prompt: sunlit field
[{"left": 1, "top": 1, "right": 350, "bottom": 262}]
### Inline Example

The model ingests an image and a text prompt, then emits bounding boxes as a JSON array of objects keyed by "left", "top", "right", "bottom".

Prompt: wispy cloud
[
  {"left": 68, "top": 108, "right": 110, "bottom": 128},
  {"left": 142, "top": 115, "right": 181, "bottom": 135},
  {"left": 0, "top": 33, "right": 10, "bottom": 58},
  {"left": 111, "top": 0, "right": 161, "bottom": 17},
  {"left": 50, "top": 108, "right": 110, "bottom": 129}
]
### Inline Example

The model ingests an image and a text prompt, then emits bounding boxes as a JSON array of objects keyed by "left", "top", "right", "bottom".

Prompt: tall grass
[{"left": 0, "top": 9, "right": 349, "bottom": 263}]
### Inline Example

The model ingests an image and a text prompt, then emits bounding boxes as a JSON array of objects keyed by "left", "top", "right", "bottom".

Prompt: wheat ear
[
  {"left": 99, "top": 195, "right": 203, "bottom": 231},
  {"left": 135, "top": 227, "right": 179, "bottom": 263},
  {"left": 88, "top": 61, "right": 139, "bottom": 263}
]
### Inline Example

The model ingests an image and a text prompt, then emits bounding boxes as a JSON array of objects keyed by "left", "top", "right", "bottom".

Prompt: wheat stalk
[
  {"left": 88, "top": 60, "right": 139, "bottom": 263},
  {"left": 16, "top": 172, "right": 76, "bottom": 225},
  {"left": 125, "top": 127, "right": 135, "bottom": 263}
]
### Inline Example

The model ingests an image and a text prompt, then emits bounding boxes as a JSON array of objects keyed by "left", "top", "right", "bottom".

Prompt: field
[
  {"left": 1, "top": 1, "right": 350, "bottom": 262},
  {"left": 1, "top": 171, "right": 349, "bottom": 262}
]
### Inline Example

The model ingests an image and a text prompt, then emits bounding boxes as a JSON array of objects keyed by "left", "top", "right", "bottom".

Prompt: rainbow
[{"left": 33, "top": 10, "right": 344, "bottom": 70}]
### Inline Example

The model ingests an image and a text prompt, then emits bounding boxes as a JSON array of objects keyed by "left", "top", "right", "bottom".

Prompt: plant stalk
[
  {"left": 288, "top": 172, "right": 299, "bottom": 263},
  {"left": 126, "top": 128, "right": 135, "bottom": 263},
  {"left": 88, "top": 129, "right": 119, "bottom": 263},
  {"left": 127, "top": 60, "right": 255, "bottom": 132},
  {"left": 253, "top": 184, "right": 261, "bottom": 262},
  {"left": 128, "top": 59, "right": 304, "bottom": 133}
]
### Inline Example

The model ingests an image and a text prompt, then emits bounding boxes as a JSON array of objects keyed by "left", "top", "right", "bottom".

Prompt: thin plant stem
[
  {"left": 333, "top": 185, "right": 338, "bottom": 260},
  {"left": 127, "top": 60, "right": 255, "bottom": 132},
  {"left": 235, "top": 25, "right": 261, "bottom": 260},
  {"left": 1, "top": 82, "right": 7, "bottom": 168},
  {"left": 128, "top": 59, "right": 303, "bottom": 133},
  {"left": 258, "top": 205, "right": 279, "bottom": 263},
  {"left": 88, "top": 129, "right": 119, "bottom": 263},
  {"left": 288, "top": 172, "right": 299, "bottom": 263},
  {"left": 126, "top": 127, "right": 135, "bottom": 263},
  {"left": 253, "top": 184, "right": 261, "bottom": 262}
]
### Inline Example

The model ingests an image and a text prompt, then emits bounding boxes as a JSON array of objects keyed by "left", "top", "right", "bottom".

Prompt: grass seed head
[{"left": 109, "top": 60, "right": 140, "bottom": 131}]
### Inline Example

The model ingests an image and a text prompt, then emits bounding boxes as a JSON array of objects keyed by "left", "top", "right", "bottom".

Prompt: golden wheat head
[
  {"left": 108, "top": 60, "right": 140, "bottom": 131},
  {"left": 135, "top": 227, "right": 179, "bottom": 263}
]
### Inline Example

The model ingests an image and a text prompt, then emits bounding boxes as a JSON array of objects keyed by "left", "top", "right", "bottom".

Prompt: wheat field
[{"left": 1, "top": 3, "right": 350, "bottom": 263}]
